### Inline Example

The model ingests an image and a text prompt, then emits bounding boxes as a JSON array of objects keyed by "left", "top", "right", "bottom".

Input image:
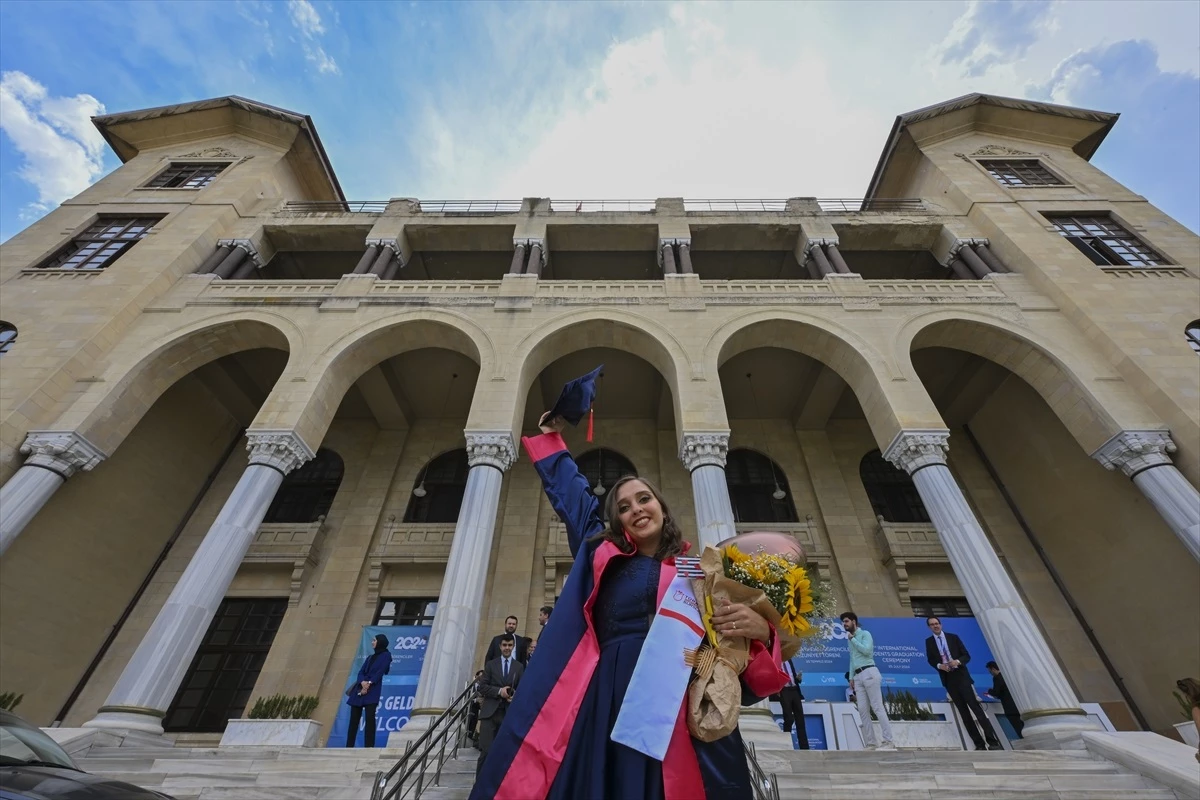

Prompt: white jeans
[{"left": 854, "top": 666, "right": 893, "bottom": 746}]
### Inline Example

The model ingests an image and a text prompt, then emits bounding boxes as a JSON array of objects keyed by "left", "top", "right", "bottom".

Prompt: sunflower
[{"left": 720, "top": 545, "right": 819, "bottom": 638}]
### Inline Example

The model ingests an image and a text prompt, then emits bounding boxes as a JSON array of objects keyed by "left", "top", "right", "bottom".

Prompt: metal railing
[
  {"left": 550, "top": 199, "right": 656, "bottom": 213},
  {"left": 282, "top": 200, "right": 390, "bottom": 213},
  {"left": 370, "top": 683, "right": 475, "bottom": 800},
  {"left": 817, "top": 198, "right": 927, "bottom": 212},
  {"left": 418, "top": 200, "right": 522, "bottom": 214},
  {"left": 743, "top": 741, "right": 782, "bottom": 800},
  {"left": 684, "top": 199, "right": 789, "bottom": 212}
]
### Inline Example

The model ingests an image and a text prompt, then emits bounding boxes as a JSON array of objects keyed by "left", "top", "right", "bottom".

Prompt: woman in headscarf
[
  {"left": 470, "top": 412, "right": 787, "bottom": 799},
  {"left": 345, "top": 633, "right": 392, "bottom": 748}
]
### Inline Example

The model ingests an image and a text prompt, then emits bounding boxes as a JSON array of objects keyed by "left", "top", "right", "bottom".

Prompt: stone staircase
[{"left": 59, "top": 732, "right": 1198, "bottom": 800}]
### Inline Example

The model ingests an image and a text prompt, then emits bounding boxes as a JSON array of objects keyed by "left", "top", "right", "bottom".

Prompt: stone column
[
  {"left": 974, "top": 243, "right": 1007, "bottom": 273},
  {"left": 210, "top": 245, "right": 248, "bottom": 279},
  {"left": 0, "top": 431, "right": 106, "bottom": 556},
  {"left": 677, "top": 241, "right": 695, "bottom": 274},
  {"left": 195, "top": 245, "right": 233, "bottom": 275},
  {"left": 1093, "top": 430, "right": 1200, "bottom": 562},
  {"left": 526, "top": 242, "right": 544, "bottom": 279},
  {"left": 679, "top": 432, "right": 735, "bottom": 550},
  {"left": 407, "top": 432, "right": 517, "bottom": 726},
  {"left": 884, "top": 431, "right": 1098, "bottom": 747},
  {"left": 810, "top": 245, "right": 835, "bottom": 277},
  {"left": 368, "top": 245, "right": 395, "bottom": 277},
  {"left": 959, "top": 246, "right": 993, "bottom": 278},
  {"left": 352, "top": 244, "right": 381, "bottom": 274},
  {"left": 948, "top": 258, "right": 974, "bottom": 280},
  {"left": 660, "top": 241, "right": 678, "bottom": 275},
  {"left": 508, "top": 242, "right": 527, "bottom": 274},
  {"left": 84, "top": 430, "right": 313, "bottom": 734},
  {"left": 825, "top": 243, "right": 853, "bottom": 274}
]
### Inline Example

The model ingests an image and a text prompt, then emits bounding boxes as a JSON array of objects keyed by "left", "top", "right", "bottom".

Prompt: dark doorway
[{"left": 164, "top": 598, "right": 287, "bottom": 732}]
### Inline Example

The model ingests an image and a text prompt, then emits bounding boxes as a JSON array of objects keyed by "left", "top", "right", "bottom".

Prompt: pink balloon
[{"left": 716, "top": 531, "right": 806, "bottom": 564}]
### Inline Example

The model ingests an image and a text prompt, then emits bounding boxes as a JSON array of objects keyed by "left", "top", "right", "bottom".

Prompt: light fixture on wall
[
  {"left": 412, "top": 372, "right": 459, "bottom": 498},
  {"left": 746, "top": 371, "right": 787, "bottom": 502},
  {"left": 593, "top": 447, "right": 606, "bottom": 496}
]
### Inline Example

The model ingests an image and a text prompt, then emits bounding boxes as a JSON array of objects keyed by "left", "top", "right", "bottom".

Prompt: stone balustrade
[
  {"left": 875, "top": 519, "right": 948, "bottom": 607},
  {"left": 244, "top": 521, "right": 326, "bottom": 605},
  {"left": 367, "top": 522, "right": 457, "bottom": 603}
]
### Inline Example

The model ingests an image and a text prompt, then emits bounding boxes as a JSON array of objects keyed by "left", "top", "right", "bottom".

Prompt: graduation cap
[{"left": 549, "top": 365, "right": 603, "bottom": 442}]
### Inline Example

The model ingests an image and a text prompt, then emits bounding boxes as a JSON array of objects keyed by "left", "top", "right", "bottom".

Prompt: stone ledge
[{"left": 1081, "top": 731, "right": 1200, "bottom": 797}]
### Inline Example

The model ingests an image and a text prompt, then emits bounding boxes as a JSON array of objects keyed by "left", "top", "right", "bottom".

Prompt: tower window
[
  {"left": 37, "top": 217, "right": 160, "bottom": 271},
  {"left": 980, "top": 159, "right": 1064, "bottom": 187},
  {"left": 1045, "top": 214, "right": 1167, "bottom": 267},
  {"left": 146, "top": 162, "right": 229, "bottom": 189}
]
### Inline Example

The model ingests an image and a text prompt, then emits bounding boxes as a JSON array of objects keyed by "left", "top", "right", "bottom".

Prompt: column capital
[
  {"left": 945, "top": 237, "right": 988, "bottom": 265},
  {"left": 245, "top": 429, "right": 314, "bottom": 474},
  {"left": 19, "top": 430, "right": 107, "bottom": 478},
  {"left": 1091, "top": 429, "right": 1176, "bottom": 477},
  {"left": 465, "top": 431, "right": 517, "bottom": 471},
  {"left": 679, "top": 431, "right": 730, "bottom": 471},
  {"left": 514, "top": 238, "right": 547, "bottom": 268},
  {"left": 217, "top": 239, "right": 264, "bottom": 268},
  {"left": 801, "top": 237, "right": 838, "bottom": 260},
  {"left": 883, "top": 429, "right": 950, "bottom": 474}
]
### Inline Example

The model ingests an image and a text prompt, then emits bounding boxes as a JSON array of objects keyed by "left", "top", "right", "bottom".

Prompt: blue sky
[{"left": 1, "top": 0, "right": 1198, "bottom": 243}]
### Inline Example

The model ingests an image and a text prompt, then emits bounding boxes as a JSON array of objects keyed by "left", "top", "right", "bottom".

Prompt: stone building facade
[{"left": 0, "top": 93, "right": 1197, "bottom": 745}]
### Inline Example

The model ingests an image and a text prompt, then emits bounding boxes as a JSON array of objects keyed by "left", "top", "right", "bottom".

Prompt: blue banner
[
  {"left": 788, "top": 617, "right": 997, "bottom": 703},
  {"left": 326, "top": 625, "right": 431, "bottom": 747}
]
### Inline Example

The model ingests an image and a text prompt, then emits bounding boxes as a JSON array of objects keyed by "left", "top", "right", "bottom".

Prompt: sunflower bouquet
[{"left": 682, "top": 532, "right": 824, "bottom": 741}]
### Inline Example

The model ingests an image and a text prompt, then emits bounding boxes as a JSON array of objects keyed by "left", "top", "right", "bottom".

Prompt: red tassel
[{"left": 587, "top": 407, "right": 594, "bottom": 442}]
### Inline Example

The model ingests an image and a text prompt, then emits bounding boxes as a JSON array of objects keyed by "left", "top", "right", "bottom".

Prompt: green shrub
[
  {"left": 867, "top": 689, "right": 938, "bottom": 721},
  {"left": 0, "top": 692, "right": 22, "bottom": 712},
  {"left": 246, "top": 694, "right": 319, "bottom": 720}
]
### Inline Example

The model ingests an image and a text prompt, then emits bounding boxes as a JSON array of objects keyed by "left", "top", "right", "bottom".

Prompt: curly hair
[{"left": 587, "top": 475, "right": 686, "bottom": 561}]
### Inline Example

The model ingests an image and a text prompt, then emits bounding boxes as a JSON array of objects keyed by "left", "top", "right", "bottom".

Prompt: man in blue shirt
[{"left": 841, "top": 612, "right": 895, "bottom": 750}]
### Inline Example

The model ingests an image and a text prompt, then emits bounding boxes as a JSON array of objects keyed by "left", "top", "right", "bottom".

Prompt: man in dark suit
[
  {"left": 925, "top": 617, "right": 1001, "bottom": 751},
  {"left": 476, "top": 633, "right": 524, "bottom": 777},
  {"left": 485, "top": 615, "right": 530, "bottom": 664},
  {"left": 778, "top": 659, "right": 809, "bottom": 749},
  {"left": 985, "top": 661, "right": 1023, "bottom": 739}
]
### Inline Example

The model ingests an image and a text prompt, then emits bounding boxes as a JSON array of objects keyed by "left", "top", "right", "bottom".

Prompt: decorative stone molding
[
  {"left": 875, "top": 519, "right": 947, "bottom": 607},
  {"left": 367, "top": 522, "right": 457, "bottom": 603},
  {"left": 366, "top": 237, "right": 406, "bottom": 264},
  {"left": 883, "top": 429, "right": 951, "bottom": 474},
  {"left": 544, "top": 520, "right": 573, "bottom": 602},
  {"left": 245, "top": 520, "right": 326, "bottom": 605},
  {"left": 177, "top": 147, "right": 240, "bottom": 159},
  {"left": 245, "top": 430, "right": 315, "bottom": 474},
  {"left": 954, "top": 144, "right": 1040, "bottom": 160},
  {"left": 217, "top": 239, "right": 264, "bottom": 268},
  {"left": 464, "top": 432, "right": 517, "bottom": 471},
  {"left": 679, "top": 432, "right": 730, "bottom": 471},
  {"left": 1091, "top": 430, "right": 1176, "bottom": 478},
  {"left": 19, "top": 431, "right": 107, "bottom": 478}
]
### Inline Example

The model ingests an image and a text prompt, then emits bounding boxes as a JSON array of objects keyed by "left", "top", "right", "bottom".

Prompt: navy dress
[{"left": 547, "top": 554, "right": 754, "bottom": 800}]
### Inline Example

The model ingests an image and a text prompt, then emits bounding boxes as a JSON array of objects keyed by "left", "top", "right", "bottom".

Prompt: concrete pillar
[
  {"left": 381, "top": 254, "right": 403, "bottom": 281},
  {"left": 84, "top": 431, "right": 313, "bottom": 734},
  {"left": 811, "top": 245, "right": 835, "bottom": 277},
  {"left": 211, "top": 245, "right": 248, "bottom": 279},
  {"left": 526, "top": 242, "right": 544, "bottom": 279},
  {"left": 959, "top": 246, "right": 993, "bottom": 278},
  {"left": 974, "top": 243, "right": 1007, "bottom": 274},
  {"left": 408, "top": 432, "right": 517, "bottom": 723},
  {"left": 352, "top": 244, "right": 381, "bottom": 275},
  {"left": 508, "top": 242, "right": 527, "bottom": 275},
  {"left": 368, "top": 246, "right": 395, "bottom": 277},
  {"left": 885, "top": 430, "right": 1098, "bottom": 747},
  {"left": 1093, "top": 430, "right": 1200, "bottom": 562},
  {"left": 825, "top": 243, "right": 853, "bottom": 274},
  {"left": 677, "top": 241, "right": 695, "bottom": 274},
  {"left": 661, "top": 241, "right": 678, "bottom": 275},
  {"left": 230, "top": 258, "right": 258, "bottom": 280},
  {"left": 195, "top": 245, "right": 232, "bottom": 275},
  {"left": 948, "top": 258, "right": 974, "bottom": 280},
  {"left": 804, "top": 257, "right": 822, "bottom": 280},
  {"left": 0, "top": 431, "right": 106, "bottom": 556}
]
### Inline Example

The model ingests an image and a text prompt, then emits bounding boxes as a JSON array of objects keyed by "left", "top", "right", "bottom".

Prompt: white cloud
[
  {"left": 287, "top": 0, "right": 324, "bottom": 38},
  {"left": 0, "top": 71, "right": 106, "bottom": 219},
  {"left": 938, "top": 0, "right": 1055, "bottom": 78},
  {"left": 304, "top": 44, "right": 340, "bottom": 75}
]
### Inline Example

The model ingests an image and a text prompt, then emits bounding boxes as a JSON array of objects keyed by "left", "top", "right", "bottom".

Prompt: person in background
[
  {"left": 841, "top": 612, "right": 895, "bottom": 751},
  {"left": 466, "top": 669, "right": 484, "bottom": 745},
  {"left": 485, "top": 615, "right": 531, "bottom": 665},
  {"left": 924, "top": 617, "right": 1001, "bottom": 751},
  {"left": 526, "top": 638, "right": 537, "bottom": 662},
  {"left": 985, "top": 661, "right": 1022, "bottom": 739},
  {"left": 778, "top": 659, "right": 809, "bottom": 749},
  {"left": 476, "top": 634, "right": 524, "bottom": 778},
  {"left": 344, "top": 633, "right": 392, "bottom": 748},
  {"left": 538, "top": 605, "right": 553, "bottom": 639}
]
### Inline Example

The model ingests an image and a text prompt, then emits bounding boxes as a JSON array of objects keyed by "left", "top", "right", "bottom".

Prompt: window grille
[
  {"left": 262, "top": 448, "right": 344, "bottom": 523},
  {"left": 911, "top": 597, "right": 974, "bottom": 618},
  {"left": 404, "top": 449, "right": 469, "bottom": 523},
  {"left": 147, "top": 162, "right": 228, "bottom": 188},
  {"left": 860, "top": 449, "right": 930, "bottom": 523},
  {"left": 37, "top": 217, "right": 159, "bottom": 270},
  {"left": 980, "top": 159, "right": 1064, "bottom": 187},
  {"left": 375, "top": 598, "right": 438, "bottom": 626},
  {"left": 725, "top": 449, "right": 798, "bottom": 523},
  {"left": 1046, "top": 214, "right": 1167, "bottom": 267}
]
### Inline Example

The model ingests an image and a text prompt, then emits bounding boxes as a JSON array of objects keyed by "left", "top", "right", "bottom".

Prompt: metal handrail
[
  {"left": 282, "top": 200, "right": 390, "bottom": 213},
  {"left": 817, "top": 198, "right": 927, "bottom": 212},
  {"left": 370, "top": 683, "right": 476, "bottom": 800},
  {"left": 743, "top": 741, "right": 782, "bottom": 800},
  {"left": 684, "top": 199, "right": 789, "bottom": 212},
  {"left": 418, "top": 200, "right": 522, "bottom": 214},
  {"left": 550, "top": 199, "right": 656, "bottom": 212}
]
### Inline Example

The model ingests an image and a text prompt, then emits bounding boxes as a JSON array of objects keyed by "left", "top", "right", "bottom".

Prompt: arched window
[
  {"left": 405, "top": 449, "right": 469, "bottom": 523},
  {"left": 263, "top": 448, "right": 343, "bottom": 523},
  {"left": 859, "top": 449, "right": 929, "bottom": 523},
  {"left": 1187, "top": 320, "right": 1200, "bottom": 353},
  {"left": 725, "top": 449, "right": 798, "bottom": 523},
  {"left": 576, "top": 448, "right": 637, "bottom": 516},
  {"left": 0, "top": 322, "right": 15, "bottom": 355}
]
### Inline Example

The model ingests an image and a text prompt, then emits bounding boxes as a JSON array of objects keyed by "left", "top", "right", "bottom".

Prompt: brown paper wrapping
[{"left": 685, "top": 546, "right": 802, "bottom": 742}]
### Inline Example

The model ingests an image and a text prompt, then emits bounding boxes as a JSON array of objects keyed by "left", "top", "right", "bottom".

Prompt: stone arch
[
  {"left": 279, "top": 313, "right": 490, "bottom": 449},
  {"left": 708, "top": 311, "right": 934, "bottom": 449},
  {"left": 900, "top": 309, "right": 1152, "bottom": 453},
  {"left": 509, "top": 311, "right": 691, "bottom": 438},
  {"left": 64, "top": 314, "right": 296, "bottom": 456}
]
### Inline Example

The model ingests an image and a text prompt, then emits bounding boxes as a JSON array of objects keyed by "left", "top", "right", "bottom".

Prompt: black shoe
[
  {"left": 987, "top": 742, "right": 1004, "bottom": 751},
  {"left": 974, "top": 744, "right": 988, "bottom": 751}
]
